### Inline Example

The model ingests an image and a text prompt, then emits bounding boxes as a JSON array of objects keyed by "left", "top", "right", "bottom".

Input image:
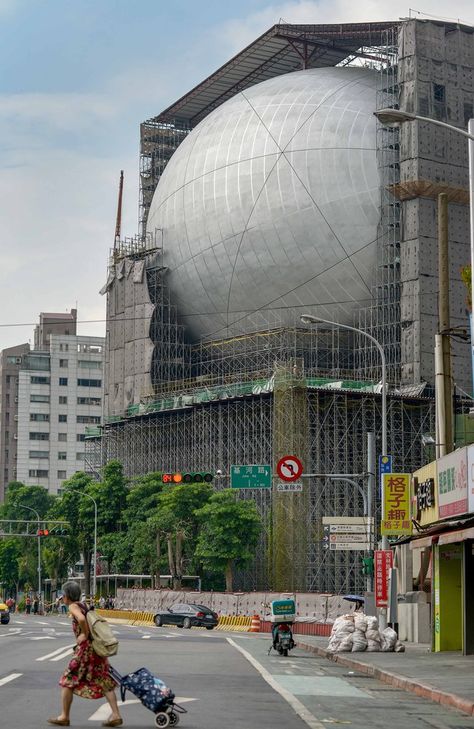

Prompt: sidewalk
[{"left": 296, "top": 634, "right": 474, "bottom": 716}]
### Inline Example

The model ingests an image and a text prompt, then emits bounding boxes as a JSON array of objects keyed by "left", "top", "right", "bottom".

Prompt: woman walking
[{"left": 48, "top": 580, "right": 122, "bottom": 727}]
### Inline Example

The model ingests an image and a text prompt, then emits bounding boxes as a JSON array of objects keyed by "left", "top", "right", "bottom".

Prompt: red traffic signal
[
  {"left": 36, "top": 529, "right": 49, "bottom": 536},
  {"left": 162, "top": 472, "right": 213, "bottom": 484}
]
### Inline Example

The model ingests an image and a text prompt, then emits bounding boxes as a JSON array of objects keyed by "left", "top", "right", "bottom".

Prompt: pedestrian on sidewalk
[
  {"left": 32, "top": 596, "right": 39, "bottom": 615},
  {"left": 25, "top": 596, "right": 31, "bottom": 615},
  {"left": 47, "top": 580, "right": 123, "bottom": 728}
]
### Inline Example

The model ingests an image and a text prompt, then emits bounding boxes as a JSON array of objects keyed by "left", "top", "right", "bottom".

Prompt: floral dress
[{"left": 59, "top": 602, "right": 115, "bottom": 699}]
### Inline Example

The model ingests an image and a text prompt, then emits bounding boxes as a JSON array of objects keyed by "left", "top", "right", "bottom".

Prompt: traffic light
[
  {"left": 162, "top": 472, "right": 213, "bottom": 484},
  {"left": 49, "top": 526, "right": 68, "bottom": 536},
  {"left": 361, "top": 556, "right": 374, "bottom": 576},
  {"left": 36, "top": 529, "right": 49, "bottom": 536}
]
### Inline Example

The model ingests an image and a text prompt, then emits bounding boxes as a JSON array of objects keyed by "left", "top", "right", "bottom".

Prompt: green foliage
[
  {"left": 0, "top": 540, "right": 20, "bottom": 591},
  {"left": 195, "top": 490, "right": 262, "bottom": 591},
  {"left": 461, "top": 265, "right": 472, "bottom": 310}
]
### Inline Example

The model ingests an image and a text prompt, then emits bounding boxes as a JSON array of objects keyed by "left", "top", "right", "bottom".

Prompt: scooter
[{"left": 272, "top": 622, "right": 295, "bottom": 656}]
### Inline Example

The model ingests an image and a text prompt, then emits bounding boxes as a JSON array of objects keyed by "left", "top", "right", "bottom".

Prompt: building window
[
  {"left": 59, "top": 344, "right": 69, "bottom": 352},
  {"left": 78, "top": 360, "right": 101, "bottom": 369},
  {"left": 31, "top": 394, "right": 50, "bottom": 403},
  {"left": 77, "top": 397, "right": 101, "bottom": 406},
  {"left": 76, "top": 434, "right": 86, "bottom": 442},
  {"left": 31, "top": 376, "right": 50, "bottom": 385},
  {"left": 30, "top": 413, "right": 50, "bottom": 422},
  {"left": 59, "top": 378, "right": 68, "bottom": 386},
  {"left": 29, "top": 432, "right": 49, "bottom": 441},
  {"left": 59, "top": 359, "right": 68, "bottom": 368},
  {"left": 5, "top": 393, "right": 9, "bottom": 405},
  {"left": 29, "top": 469, "right": 48, "bottom": 478},
  {"left": 29, "top": 451, "right": 49, "bottom": 459},
  {"left": 433, "top": 83, "right": 445, "bottom": 102},
  {"left": 4, "top": 431, "right": 9, "bottom": 443},
  {"left": 5, "top": 412, "right": 9, "bottom": 424},
  {"left": 77, "top": 415, "right": 101, "bottom": 424},
  {"left": 77, "top": 378, "right": 102, "bottom": 388},
  {"left": 58, "top": 433, "right": 67, "bottom": 442},
  {"left": 58, "top": 414, "right": 67, "bottom": 423},
  {"left": 6, "top": 375, "right": 10, "bottom": 385},
  {"left": 59, "top": 396, "right": 67, "bottom": 404},
  {"left": 76, "top": 452, "right": 85, "bottom": 460},
  {"left": 58, "top": 452, "right": 67, "bottom": 460},
  {"left": 57, "top": 470, "right": 67, "bottom": 479}
]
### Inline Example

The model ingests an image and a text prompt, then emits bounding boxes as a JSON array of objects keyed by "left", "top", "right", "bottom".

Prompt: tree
[
  {"left": 58, "top": 472, "right": 96, "bottom": 596},
  {"left": 94, "top": 461, "right": 128, "bottom": 534},
  {"left": 0, "top": 540, "right": 20, "bottom": 595},
  {"left": 155, "top": 483, "right": 213, "bottom": 588},
  {"left": 195, "top": 490, "right": 262, "bottom": 592}
]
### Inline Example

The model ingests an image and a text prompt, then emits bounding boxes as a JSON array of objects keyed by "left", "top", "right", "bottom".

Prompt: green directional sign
[{"left": 231, "top": 465, "right": 272, "bottom": 489}]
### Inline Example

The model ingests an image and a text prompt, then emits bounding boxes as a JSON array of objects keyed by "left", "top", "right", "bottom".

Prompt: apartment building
[
  {"left": 0, "top": 343, "right": 30, "bottom": 500},
  {"left": 15, "top": 334, "right": 104, "bottom": 494}
]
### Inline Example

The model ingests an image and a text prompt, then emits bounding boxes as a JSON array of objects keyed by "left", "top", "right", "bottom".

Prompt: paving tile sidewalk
[{"left": 296, "top": 634, "right": 474, "bottom": 716}]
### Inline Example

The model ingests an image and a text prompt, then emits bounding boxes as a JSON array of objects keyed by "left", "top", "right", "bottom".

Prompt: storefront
[{"left": 410, "top": 446, "right": 474, "bottom": 654}]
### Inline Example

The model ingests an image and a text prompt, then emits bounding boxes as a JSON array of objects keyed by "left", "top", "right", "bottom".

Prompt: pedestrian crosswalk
[{"left": 0, "top": 673, "right": 22, "bottom": 686}]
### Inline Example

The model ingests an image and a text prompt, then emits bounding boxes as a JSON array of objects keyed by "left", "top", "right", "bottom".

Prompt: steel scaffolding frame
[{"left": 86, "top": 383, "right": 435, "bottom": 592}]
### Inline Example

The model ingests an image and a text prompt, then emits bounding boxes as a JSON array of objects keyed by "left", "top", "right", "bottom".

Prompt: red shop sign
[{"left": 374, "top": 549, "right": 393, "bottom": 608}]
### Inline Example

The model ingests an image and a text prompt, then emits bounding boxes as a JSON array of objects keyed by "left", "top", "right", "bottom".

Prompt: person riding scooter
[{"left": 272, "top": 621, "right": 295, "bottom": 650}]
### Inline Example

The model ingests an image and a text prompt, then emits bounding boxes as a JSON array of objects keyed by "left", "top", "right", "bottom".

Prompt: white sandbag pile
[{"left": 327, "top": 613, "right": 405, "bottom": 653}]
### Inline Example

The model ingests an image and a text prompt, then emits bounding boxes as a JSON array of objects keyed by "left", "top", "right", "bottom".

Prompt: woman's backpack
[{"left": 86, "top": 611, "right": 119, "bottom": 657}]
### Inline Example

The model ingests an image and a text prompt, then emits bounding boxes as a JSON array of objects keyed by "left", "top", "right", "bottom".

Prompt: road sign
[
  {"left": 379, "top": 455, "right": 392, "bottom": 474},
  {"left": 322, "top": 542, "right": 371, "bottom": 551},
  {"left": 323, "top": 523, "right": 373, "bottom": 534},
  {"left": 276, "top": 455, "right": 303, "bottom": 482},
  {"left": 276, "top": 482, "right": 303, "bottom": 492},
  {"left": 326, "top": 533, "right": 370, "bottom": 543},
  {"left": 322, "top": 516, "right": 374, "bottom": 525},
  {"left": 231, "top": 465, "right": 271, "bottom": 489}
]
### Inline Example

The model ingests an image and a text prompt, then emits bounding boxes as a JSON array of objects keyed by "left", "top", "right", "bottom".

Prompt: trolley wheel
[
  {"left": 168, "top": 711, "right": 180, "bottom": 726},
  {"left": 154, "top": 712, "right": 170, "bottom": 728},
  {"left": 183, "top": 617, "right": 192, "bottom": 629}
]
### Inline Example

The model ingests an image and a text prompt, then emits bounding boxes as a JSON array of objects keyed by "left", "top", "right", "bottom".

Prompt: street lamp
[
  {"left": 300, "top": 314, "right": 387, "bottom": 456},
  {"left": 374, "top": 107, "right": 474, "bottom": 392},
  {"left": 69, "top": 490, "right": 98, "bottom": 599},
  {"left": 18, "top": 504, "right": 41, "bottom": 602},
  {"left": 301, "top": 314, "right": 388, "bottom": 616}
]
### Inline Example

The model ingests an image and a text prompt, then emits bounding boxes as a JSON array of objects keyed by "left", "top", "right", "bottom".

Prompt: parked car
[
  {"left": 0, "top": 602, "right": 10, "bottom": 625},
  {"left": 154, "top": 602, "right": 218, "bottom": 629}
]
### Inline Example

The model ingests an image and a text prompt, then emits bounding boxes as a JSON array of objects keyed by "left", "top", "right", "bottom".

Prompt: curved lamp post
[
  {"left": 374, "top": 107, "right": 474, "bottom": 391},
  {"left": 18, "top": 503, "right": 41, "bottom": 600},
  {"left": 300, "top": 314, "right": 387, "bottom": 456},
  {"left": 69, "top": 490, "right": 98, "bottom": 599}
]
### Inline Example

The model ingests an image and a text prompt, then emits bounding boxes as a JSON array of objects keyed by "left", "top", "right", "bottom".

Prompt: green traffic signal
[{"left": 361, "top": 556, "right": 374, "bottom": 576}]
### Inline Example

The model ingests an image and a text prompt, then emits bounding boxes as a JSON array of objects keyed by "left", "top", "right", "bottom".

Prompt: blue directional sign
[{"left": 379, "top": 455, "right": 392, "bottom": 475}]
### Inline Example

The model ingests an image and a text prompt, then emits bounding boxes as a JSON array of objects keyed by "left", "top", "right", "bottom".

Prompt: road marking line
[
  {"left": 0, "top": 673, "right": 22, "bottom": 686},
  {"left": 89, "top": 697, "right": 198, "bottom": 722},
  {"left": 37, "top": 645, "right": 74, "bottom": 662},
  {"left": 141, "top": 635, "right": 151, "bottom": 639},
  {"left": 31, "top": 636, "right": 56, "bottom": 640},
  {"left": 35, "top": 621, "right": 50, "bottom": 625},
  {"left": 0, "top": 629, "right": 21, "bottom": 637},
  {"left": 51, "top": 648, "right": 74, "bottom": 661},
  {"left": 227, "top": 638, "right": 325, "bottom": 729},
  {"left": 14, "top": 620, "right": 25, "bottom": 624}
]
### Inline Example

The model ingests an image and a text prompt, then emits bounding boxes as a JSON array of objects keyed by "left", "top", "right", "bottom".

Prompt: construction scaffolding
[{"left": 87, "top": 19, "right": 474, "bottom": 593}]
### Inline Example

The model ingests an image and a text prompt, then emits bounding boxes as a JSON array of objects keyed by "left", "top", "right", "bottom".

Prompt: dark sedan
[{"left": 154, "top": 602, "right": 218, "bottom": 629}]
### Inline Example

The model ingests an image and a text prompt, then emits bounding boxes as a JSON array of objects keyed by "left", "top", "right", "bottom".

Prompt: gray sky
[{"left": 0, "top": 0, "right": 472, "bottom": 350}]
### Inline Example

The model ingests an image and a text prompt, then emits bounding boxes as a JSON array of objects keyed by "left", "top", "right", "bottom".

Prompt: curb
[{"left": 296, "top": 639, "right": 474, "bottom": 717}]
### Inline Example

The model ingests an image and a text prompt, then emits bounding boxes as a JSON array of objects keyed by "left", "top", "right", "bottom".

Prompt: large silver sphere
[{"left": 147, "top": 67, "right": 380, "bottom": 341}]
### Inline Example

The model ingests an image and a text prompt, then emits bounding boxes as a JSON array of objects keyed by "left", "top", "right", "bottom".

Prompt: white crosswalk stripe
[
  {"left": 37, "top": 645, "right": 74, "bottom": 662},
  {"left": 0, "top": 673, "right": 22, "bottom": 686}
]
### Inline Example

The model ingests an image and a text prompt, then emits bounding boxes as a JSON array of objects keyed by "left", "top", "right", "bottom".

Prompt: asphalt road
[{"left": 0, "top": 614, "right": 473, "bottom": 729}]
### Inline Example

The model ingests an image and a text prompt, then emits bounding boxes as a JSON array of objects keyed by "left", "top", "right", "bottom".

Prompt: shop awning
[
  {"left": 438, "top": 526, "right": 474, "bottom": 545},
  {"left": 410, "top": 534, "right": 435, "bottom": 549}
]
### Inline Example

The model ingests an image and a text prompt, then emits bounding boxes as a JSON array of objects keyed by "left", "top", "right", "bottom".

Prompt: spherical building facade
[{"left": 147, "top": 67, "right": 380, "bottom": 341}]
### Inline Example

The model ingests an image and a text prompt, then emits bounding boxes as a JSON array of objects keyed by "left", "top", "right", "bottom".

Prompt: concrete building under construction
[{"left": 87, "top": 19, "right": 474, "bottom": 592}]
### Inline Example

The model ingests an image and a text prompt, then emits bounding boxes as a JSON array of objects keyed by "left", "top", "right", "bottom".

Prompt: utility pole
[
  {"left": 366, "top": 432, "right": 375, "bottom": 592},
  {"left": 435, "top": 192, "right": 454, "bottom": 458}
]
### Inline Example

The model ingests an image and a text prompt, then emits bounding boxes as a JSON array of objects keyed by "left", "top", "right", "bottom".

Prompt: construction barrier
[
  {"left": 260, "top": 620, "right": 332, "bottom": 637},
  {"left": 249, "top": 614, "right": 261, "bottom": 632},
  {"left": 216, "top": 615, "right": 252, "bottom": 632}
]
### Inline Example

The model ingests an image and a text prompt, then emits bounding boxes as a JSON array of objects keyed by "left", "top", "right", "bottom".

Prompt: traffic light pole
[{"left": 18, "top": 504, "right": 41, "bottom": 602}]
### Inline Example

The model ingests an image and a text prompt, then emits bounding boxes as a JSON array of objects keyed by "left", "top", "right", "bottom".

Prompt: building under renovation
[{"left": 87, "top": 19, "right": 474, "bottom": 592}]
